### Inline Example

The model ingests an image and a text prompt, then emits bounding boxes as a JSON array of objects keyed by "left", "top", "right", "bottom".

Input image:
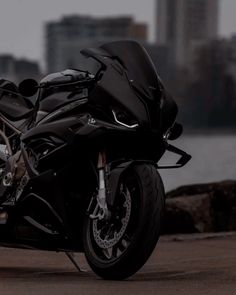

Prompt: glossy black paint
[
  {"left": 0, "top": 41, "right": 190, "bottom": 252},
  {"left": 81, "top": 40, "right": 178, "bottom": 132}
]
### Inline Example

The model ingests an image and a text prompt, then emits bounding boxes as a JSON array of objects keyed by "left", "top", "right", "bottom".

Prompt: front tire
[{"left": 83, "top": 164, "right": 165, "bottom": 280}]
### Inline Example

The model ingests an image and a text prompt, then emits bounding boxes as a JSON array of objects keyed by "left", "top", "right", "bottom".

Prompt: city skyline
[
  {"left": 156, "top": 0, "right": 219, "bottom": 67},
  {"left": 0, "top": 0, "right": 235, "bottom": 65},
  {"left": 46, "top": 15, "right": 147, "bottom": 72}
]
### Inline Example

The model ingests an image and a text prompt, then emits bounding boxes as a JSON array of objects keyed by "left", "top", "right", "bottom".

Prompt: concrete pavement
[{"left": 0, "top": 234, "right": 236, "bottom": 295}]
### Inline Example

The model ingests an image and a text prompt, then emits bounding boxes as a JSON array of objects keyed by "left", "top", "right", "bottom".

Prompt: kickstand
[{"left": 65, "top": 252, "right": 84, "bottom": 272}]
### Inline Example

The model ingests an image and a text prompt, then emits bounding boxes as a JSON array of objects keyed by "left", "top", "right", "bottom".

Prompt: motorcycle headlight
[{"left": 111, "top": 109, "right": 139, "bottom": 129}]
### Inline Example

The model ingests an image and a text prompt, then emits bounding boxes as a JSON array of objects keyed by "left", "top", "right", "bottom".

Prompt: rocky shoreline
[{"left": 162, "top": 180, "right": 236, "bottom": 234}]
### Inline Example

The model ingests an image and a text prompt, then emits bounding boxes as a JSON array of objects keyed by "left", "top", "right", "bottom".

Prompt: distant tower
[{"left": 156, "top": 0, "right": 219, "bottom": 67}]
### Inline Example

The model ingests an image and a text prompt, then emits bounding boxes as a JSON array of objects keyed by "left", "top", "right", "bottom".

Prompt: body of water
[{"left": 158, "top": 134, "right": 236, "bottom": 192}]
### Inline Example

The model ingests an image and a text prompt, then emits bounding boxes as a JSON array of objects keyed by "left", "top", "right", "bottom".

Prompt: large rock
[{"left": 162, "top": 180, "right": 236, "bottom": 234}]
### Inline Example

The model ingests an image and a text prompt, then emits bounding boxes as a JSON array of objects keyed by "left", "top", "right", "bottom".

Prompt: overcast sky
[{"left": 0, "top": 0, "right": 235, "bottom": 64}]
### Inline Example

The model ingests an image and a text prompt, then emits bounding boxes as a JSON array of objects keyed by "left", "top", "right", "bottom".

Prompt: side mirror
[
  {"left": 168, "top": 123, "right": 183, "bottom": 140},
  {"left": 18, "top": 79, "right": 39, "bottom": 97}
]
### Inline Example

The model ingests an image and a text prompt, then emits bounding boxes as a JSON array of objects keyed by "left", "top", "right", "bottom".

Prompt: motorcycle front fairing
[
  {"left": 81, "top": 41, "right": 190, "bottom": 168},
  {"left": 81, "top": 40, "right": 178, "bottom": 133}
]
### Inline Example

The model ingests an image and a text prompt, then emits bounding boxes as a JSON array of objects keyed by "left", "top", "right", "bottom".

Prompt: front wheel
[{"left": 83, "top": 164, "right": 165, "bottom": 280}]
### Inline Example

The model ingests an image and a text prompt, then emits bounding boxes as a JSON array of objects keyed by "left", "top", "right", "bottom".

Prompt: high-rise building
[
  {"left": 156, "top": 0, "right": 219, "bottom": 67},
  {"left": 0, "top": 55, "right": 41, "bottom": 83},
  {"left": 0, "top": 55, "right": 15, "bottom": 81},
  {"left": 45, "top": 15, "right": 148, "bottom": 73}
]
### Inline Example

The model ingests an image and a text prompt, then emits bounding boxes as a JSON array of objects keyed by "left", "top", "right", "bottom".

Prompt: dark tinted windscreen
[{"left": 100, "top": 41, "right": 163, "bottom": 101}]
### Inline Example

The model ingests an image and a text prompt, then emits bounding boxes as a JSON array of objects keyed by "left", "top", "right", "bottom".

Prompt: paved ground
[{"left": 0, "top": 233, "right": 236, "bottom": 295}]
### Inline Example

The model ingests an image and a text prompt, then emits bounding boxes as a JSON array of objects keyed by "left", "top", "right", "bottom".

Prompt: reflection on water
[{"left": 159, "top": 134, "right": 236, "bottom": 192}]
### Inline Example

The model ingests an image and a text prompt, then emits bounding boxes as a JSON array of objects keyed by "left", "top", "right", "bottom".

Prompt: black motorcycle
[{"left": 0, "top": 41, "right": 190, "bottom": 280}]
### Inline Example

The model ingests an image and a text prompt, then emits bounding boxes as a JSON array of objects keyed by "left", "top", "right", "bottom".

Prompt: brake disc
[{"left": 92, "top": 187, "right": 131, "bottom": 249}]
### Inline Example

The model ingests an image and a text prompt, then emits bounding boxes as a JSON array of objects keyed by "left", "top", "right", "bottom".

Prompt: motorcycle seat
[{"left": 0, "top": 80, "right": 34, "bottom": 121}]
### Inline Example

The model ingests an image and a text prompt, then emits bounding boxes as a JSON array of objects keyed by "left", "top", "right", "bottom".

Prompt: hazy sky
[{"left": 0, "top": 0, "right": 235, "bottom": 64}]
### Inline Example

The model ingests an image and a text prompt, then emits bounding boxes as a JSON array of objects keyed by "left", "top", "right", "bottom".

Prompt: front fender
[{"left": 106, "top": 160, "right": 157, "bottom": 209}]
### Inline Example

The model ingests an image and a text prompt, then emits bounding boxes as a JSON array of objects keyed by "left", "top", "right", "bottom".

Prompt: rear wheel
[{"left": 83, "top": 164, "right": 165, "bottom": 280}]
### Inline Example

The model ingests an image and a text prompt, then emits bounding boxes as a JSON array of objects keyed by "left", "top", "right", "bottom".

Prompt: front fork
[{"left": 89, "top": 152, "right": 110, "bottom": 220}]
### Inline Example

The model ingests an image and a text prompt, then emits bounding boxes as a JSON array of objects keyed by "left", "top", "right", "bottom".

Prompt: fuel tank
[{"left": 36, "top": 70, "right": 89, "bottom": 122}]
